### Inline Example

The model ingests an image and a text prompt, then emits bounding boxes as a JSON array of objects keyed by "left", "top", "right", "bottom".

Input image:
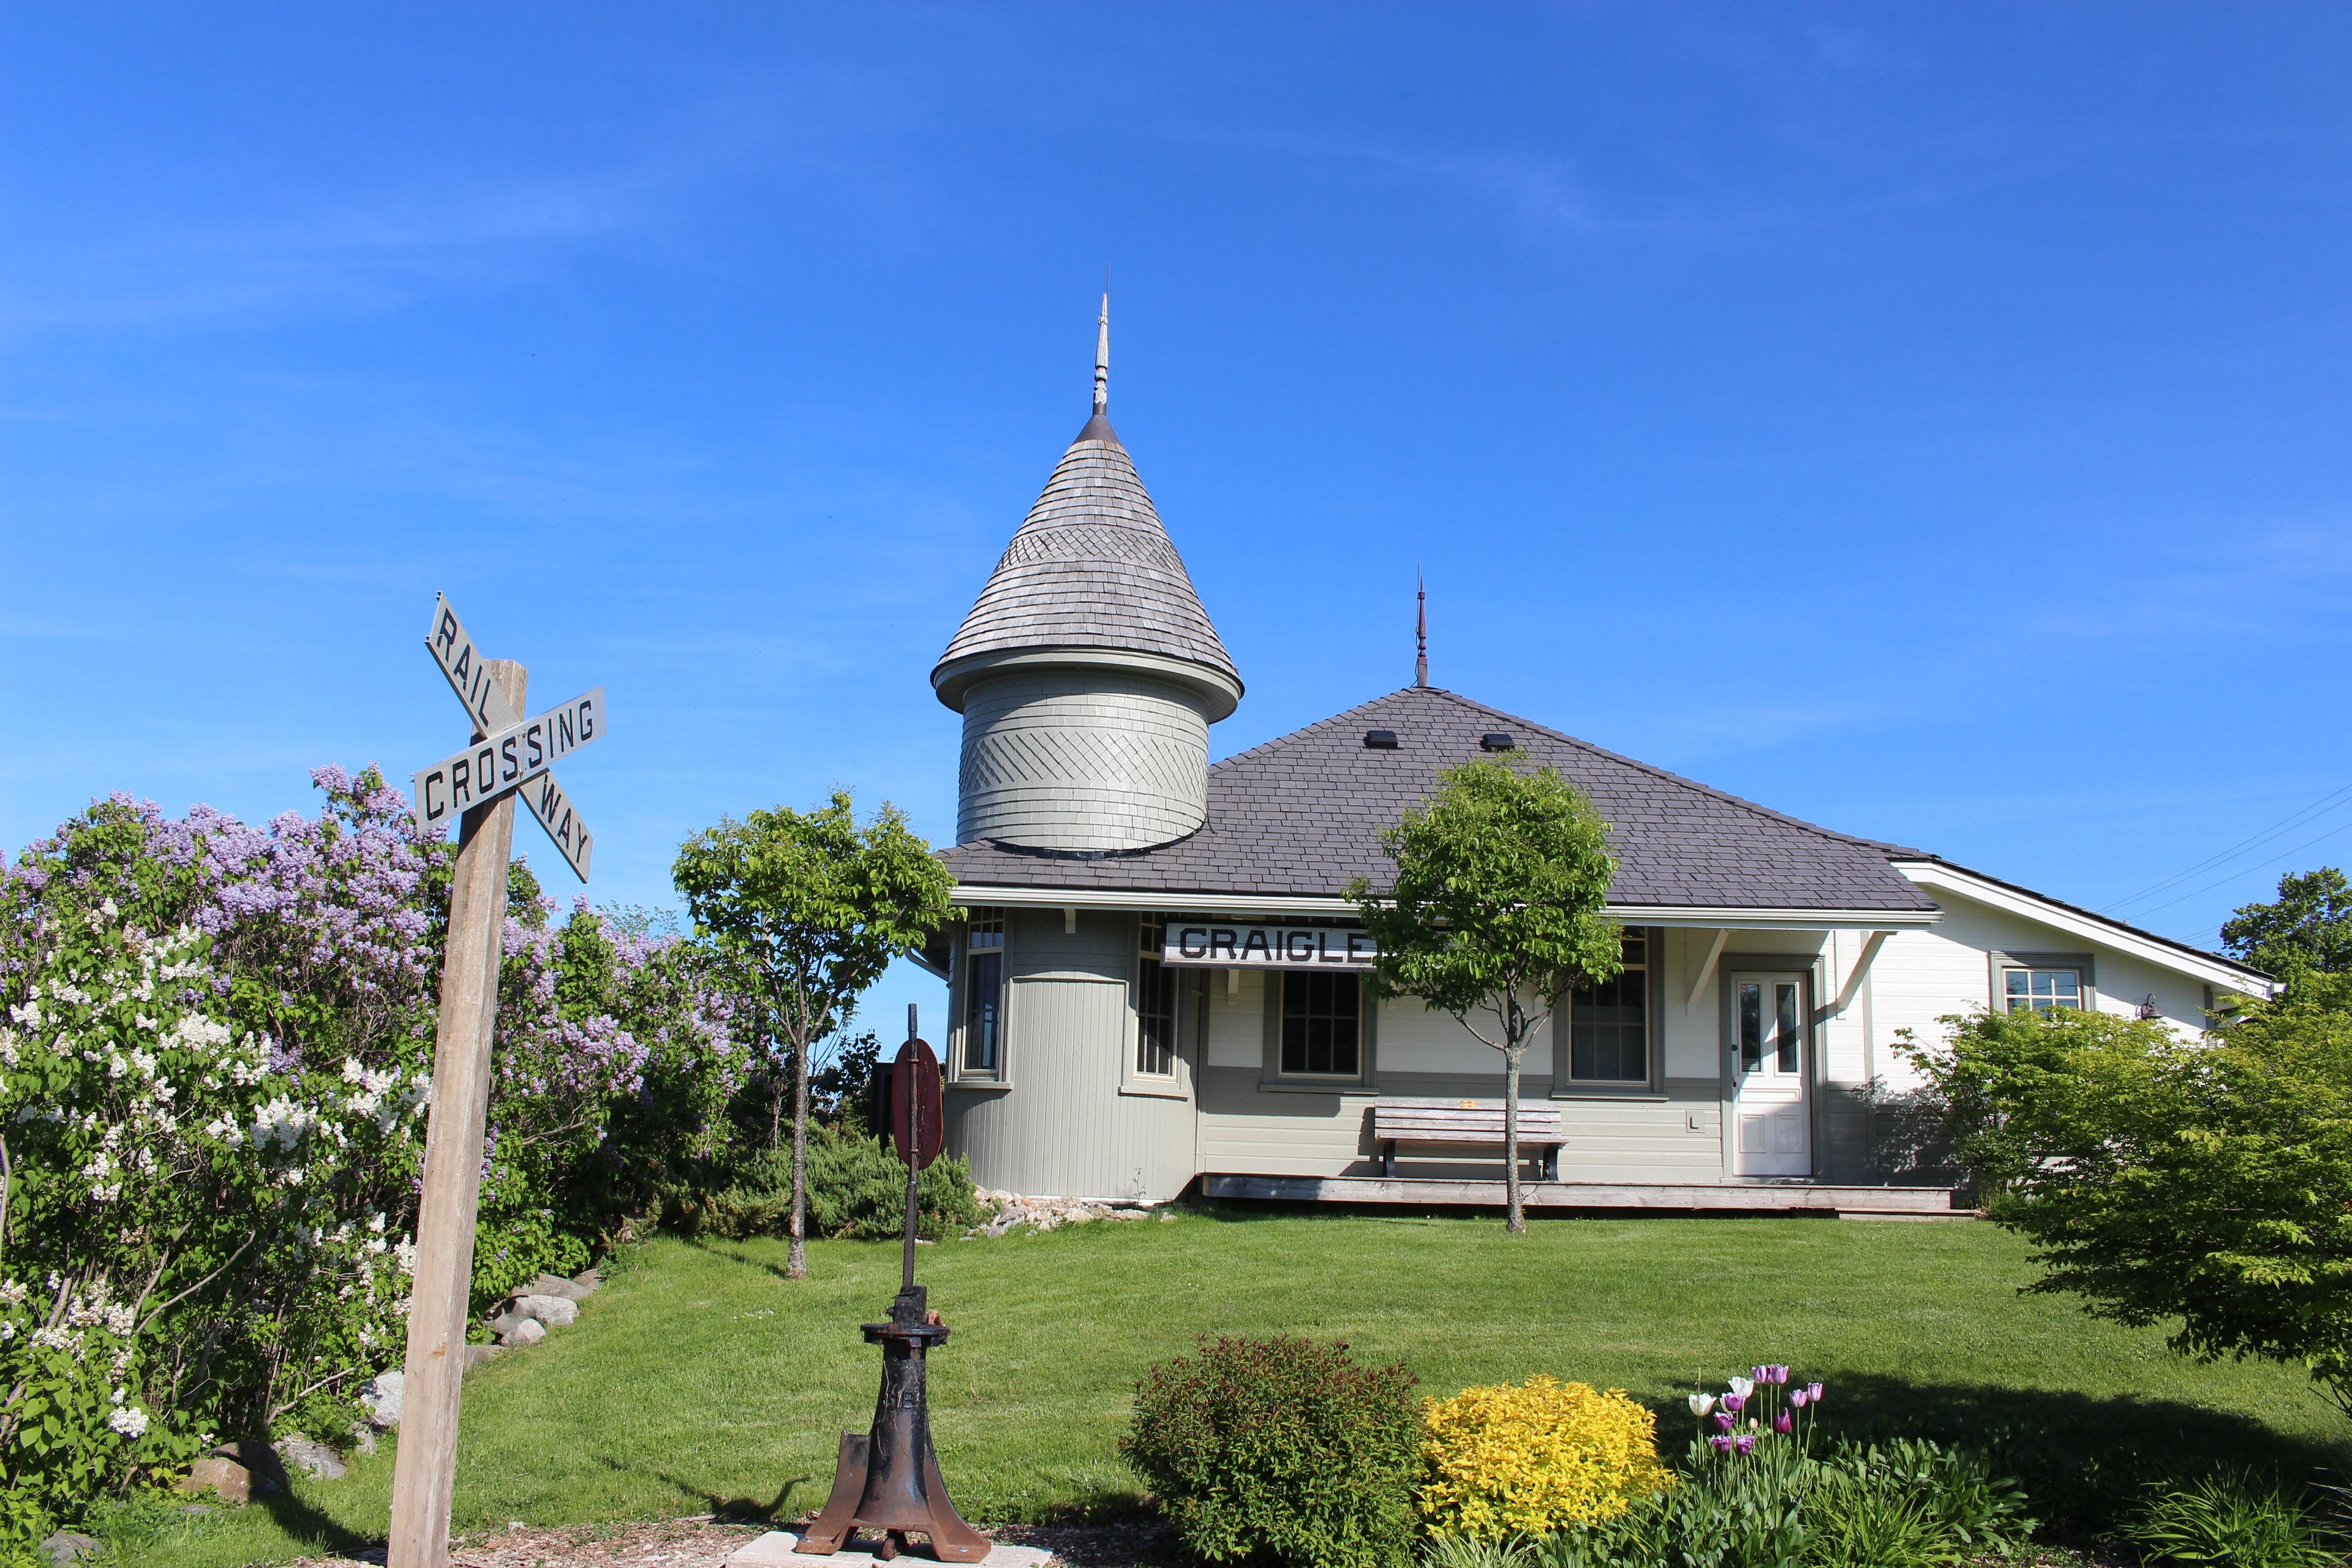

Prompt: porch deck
[{"left": 1200, "top": 1174, "right": 1963, "bottom": 1217}]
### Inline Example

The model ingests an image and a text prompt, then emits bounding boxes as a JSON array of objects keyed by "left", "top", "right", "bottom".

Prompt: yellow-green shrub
[{"left": 1418, "top": 1376, "right": 1673, "bottom": 1541}]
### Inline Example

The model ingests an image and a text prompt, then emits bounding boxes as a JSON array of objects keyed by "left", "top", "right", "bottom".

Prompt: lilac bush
[{"left": 0, "top": 767, "right": 745, "bottom": 1541}]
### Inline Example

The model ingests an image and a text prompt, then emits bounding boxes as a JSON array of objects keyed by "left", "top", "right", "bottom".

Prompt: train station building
[{"left": 919, "top": 312, "right": 2271, "bottom": 1213}]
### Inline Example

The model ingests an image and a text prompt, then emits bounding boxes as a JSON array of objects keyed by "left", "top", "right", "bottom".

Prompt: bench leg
[
  {"left": 1382, "top": 1140, "right": 1395, "bottom": 1180},
  {"left": 1545, "top": 1146, "right": 1559, "bottom": 1182}
]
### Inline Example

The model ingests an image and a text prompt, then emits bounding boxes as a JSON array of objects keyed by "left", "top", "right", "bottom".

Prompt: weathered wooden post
[
  {"left": 388, "top": 596, "right": 608, "bottom": 1568},
  {"left": 388, "top": 659, "right": 523, "bottom": 1568}
]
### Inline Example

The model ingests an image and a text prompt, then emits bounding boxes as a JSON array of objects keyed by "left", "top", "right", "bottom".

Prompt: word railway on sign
[{"left": 420, "top": 594, "right": 600, "bottom": 880}]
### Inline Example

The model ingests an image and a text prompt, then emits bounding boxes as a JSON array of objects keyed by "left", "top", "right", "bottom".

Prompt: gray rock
[
  {"left": 462, "top": 1343, "right": 505, "bottom": 1372},
  {"left": 349, "top": 1423, "right": 377, "bottom": 1456},
  {"left": 486, "top": 1307, "right": 530, "bottom": 1340},
  {"left": 276, "top": 1435, "right": 346, "bottom": 1480},
  {"left": 500, "top": 1316, "right": 547, "bottom": 1347},
  {"left": 40, "top": 1531, "right": 99, "bottom": 1566},
  {"left": 568, "top": 1267, "right": 602, "bottom": 1295},
  {"left": 513, "top": 1292, "right": 578, "bottom": 1329},
  {"left": 360, "top": 1369, "right": 403, "bottom": 1428},
  {"left": 525, "top": 1270, "right": 596, "bottom": 1300}
]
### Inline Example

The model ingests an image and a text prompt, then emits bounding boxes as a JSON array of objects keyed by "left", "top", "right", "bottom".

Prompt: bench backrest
[{"left": 1372, "top": 1099, "right": 1564, "bottom": 1144}]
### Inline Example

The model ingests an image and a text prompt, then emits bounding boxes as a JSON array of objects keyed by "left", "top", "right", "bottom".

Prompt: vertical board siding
[{"left": 945, "top": 907, "right": 1202, "bottom": 1200}]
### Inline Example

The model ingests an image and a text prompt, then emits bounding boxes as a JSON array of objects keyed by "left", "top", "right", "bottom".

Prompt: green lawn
[{"left": 145, "top": 1209, "right": 2351, "bottom": 1566}]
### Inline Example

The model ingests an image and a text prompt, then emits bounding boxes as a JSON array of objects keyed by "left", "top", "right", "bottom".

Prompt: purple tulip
[
  {"left": 1709, "top": 1433, "right": 1735, "bottom": 1454},
  {"left": 1766, "top": 1365, "right": 1791, "bottom": 1385},
  {"left": 1715, "top": 1410, "right": 1735, "bottom": 1431},
  {"left": 1722, "top": 1392, "right": 1746, "bottom": 1414},
  {"left": 1751, "top": 1365, "right": 1769, "bottom": 1382},
  {"left": 1807, "top": 1382, "right": 1825, "bottom": 1403},
  {"left": 1774, "top": 1412, "right": 1793, "bottom": 1434},
  {"left": 1735, "top": 1434, "right": 1757, "bottom": 1456},
  {"left": 1789, "top": 1389, "right": 1811, "bottom": 1409}
]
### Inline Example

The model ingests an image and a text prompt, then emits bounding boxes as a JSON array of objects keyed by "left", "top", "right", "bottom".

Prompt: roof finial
[
  {"left": 1415, "top": 570, "right": 1428, "bottom": 687},
  {"left": 1093, "top": 290, "right": 1109, "bottom": 415}
]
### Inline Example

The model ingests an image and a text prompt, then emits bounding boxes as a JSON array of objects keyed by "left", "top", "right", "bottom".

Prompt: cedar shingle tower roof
[{"left": 931, "top": 300, "right": 1242, "bottom": 717}]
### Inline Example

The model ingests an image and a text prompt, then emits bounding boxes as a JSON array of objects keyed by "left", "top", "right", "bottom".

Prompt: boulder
[
  {"left": 349, "top": 1423, "right": 377, "bottom": 1457},
  {"left": 179, "top": 1457, "right": 255, "bottom": 1506},
  {"left": 525, "top": 1271, "right": 596, "bottom": 1300},
  {"left": 568, "top": 1267, "right": 602, "bottom": 1296},
  {"left": 40, "top": 1531, "right": 99, "bottom": 1566},
  {"left": 462, "top": 1343, "right": 505, "bottom": 1372},
  {"left": 513, "top": 1292, "right": 578, "bottom": 1329},
  {"left": 501, "top": 1317, "right": 547, "bottom": 1348},
  {"left": 208, "top": 1439, "right": 288, "bottom": 1496},
  {"left": 486, "top": 1306, "right": 530, "bottom": 1341},
  {"left": 360, "top": 1369, "right": 403, "bottom": 1428},
  {"left": 276, "top": 1435, "right": 346, "bottom": 1481}
]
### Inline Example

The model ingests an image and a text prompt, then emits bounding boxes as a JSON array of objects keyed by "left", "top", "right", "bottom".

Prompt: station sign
[{"left": 1160, "top": 921, "right": 1379, "bottom": 970}]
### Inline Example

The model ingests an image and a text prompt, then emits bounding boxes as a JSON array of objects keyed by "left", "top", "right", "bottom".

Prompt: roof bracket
[{"left": 1687, "top": 929, "right": 1730, "bottom": 1011}]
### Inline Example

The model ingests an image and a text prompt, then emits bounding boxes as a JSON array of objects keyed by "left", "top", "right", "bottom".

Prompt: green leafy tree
[
  {"left": 2223, "top": 866, "right": 2352, "bottom": 985},
  {"left": 1346, "top": 756, "right": 1620, "bottom": 1232},
  {"left": 672, "top": 793, "right": 950, "bottom": 1279},
  {"left": 1901, "top": 982, "right": 2352, "bottom": 1417}
]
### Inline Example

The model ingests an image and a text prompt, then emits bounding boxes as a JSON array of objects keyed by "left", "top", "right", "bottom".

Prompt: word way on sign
[{"left": 415, "top": 593, "right": 603, "bottom": 880}]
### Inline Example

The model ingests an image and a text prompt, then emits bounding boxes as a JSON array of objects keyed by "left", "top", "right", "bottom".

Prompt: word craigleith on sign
[{"left": 1160, "top": 922, "right": 1379, "bottom": 970}]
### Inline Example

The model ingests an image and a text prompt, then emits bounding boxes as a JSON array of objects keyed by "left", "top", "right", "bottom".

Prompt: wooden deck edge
[{"left": 1200, "top": 1174, "right": 1959, "bottom": 1215}]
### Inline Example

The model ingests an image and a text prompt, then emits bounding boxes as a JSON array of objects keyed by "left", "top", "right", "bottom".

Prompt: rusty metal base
[{"left": 796, "top": 1432, "right": 987, "bottom": 1563}]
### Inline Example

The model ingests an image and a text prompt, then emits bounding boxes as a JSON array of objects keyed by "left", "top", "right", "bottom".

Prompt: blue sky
[{"left": 5, "top": 5, "right": 2349, "bottom": 1038}]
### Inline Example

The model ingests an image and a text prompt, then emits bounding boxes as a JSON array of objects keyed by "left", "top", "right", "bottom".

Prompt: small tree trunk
[
  {"left": 787, "top": 1030, "right": 810, "bottom": 1280},
  {"left": 767, "top": 1067, "right": 784, "bottom": 1151},
  {"left": 1502, "top": 1044, "right": 1526, "bottom": 1234}
]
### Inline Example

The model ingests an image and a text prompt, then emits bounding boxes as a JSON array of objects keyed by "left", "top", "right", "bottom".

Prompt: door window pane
[
  {"left": 1775, "top": 982, "right": 1800, "bottom": 1073},
  {"left": 1738, "top": 982, "right": 1762, "bottom": 1071},
  {"left": 1281, "top": 971, "right": 1361, "bottom": 1076}
]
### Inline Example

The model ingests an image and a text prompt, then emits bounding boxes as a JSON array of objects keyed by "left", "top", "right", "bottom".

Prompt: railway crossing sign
[
  {"left": 418, "top": 594, "right": 601, "bottom": 880},
  {"left": 390, "top": 595, "right": 612, "bottom": 1568}
]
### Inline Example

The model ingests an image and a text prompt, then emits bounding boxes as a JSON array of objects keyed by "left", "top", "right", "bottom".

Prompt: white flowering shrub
[{"left": 0, "top": 771, "right": 745, "bottom": 1547}]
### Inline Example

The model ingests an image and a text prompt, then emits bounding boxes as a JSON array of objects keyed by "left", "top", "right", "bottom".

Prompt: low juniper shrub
[{"left": 1124, "top": 1335, "right": 1423, "bottom": 1568}]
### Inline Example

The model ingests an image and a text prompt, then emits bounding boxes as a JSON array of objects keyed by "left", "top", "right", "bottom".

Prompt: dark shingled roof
[
  {"left": 932, "top": 412, "right": 1241, "bottom": 698},
  {"left": 942, "top": 685, "right": 1939, "bottom": 913}
]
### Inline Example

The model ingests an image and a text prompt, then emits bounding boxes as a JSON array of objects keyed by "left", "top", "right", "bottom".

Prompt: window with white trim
[
  {"left": 1136, "top": 917, "right": 1177, "bottom": 1077},
  {"left": 2002, "top": 966, "right": 2082, "bottom": 1014},
  {"left": 1280, "top": 970, "right": 1362, "bottom": 1077},
  {"left": 1568, "top": 930, "right": 1649, "bottom": 1082},
  {"left": 961, "top": 908, "right": 1005, "bottom": 1073}
]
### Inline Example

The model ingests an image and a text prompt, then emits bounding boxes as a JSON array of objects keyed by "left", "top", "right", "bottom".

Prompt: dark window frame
[{"left": 957, "top": 908, "right": 1006, "bottom": 1079}]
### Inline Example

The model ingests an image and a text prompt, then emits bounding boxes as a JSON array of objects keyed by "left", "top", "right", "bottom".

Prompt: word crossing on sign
[
  {"left": 410, "top": 689, "right": 604, "bottom": 831},
  {"left": 424, "top": 595, "right": 597, "bottom": 880}
]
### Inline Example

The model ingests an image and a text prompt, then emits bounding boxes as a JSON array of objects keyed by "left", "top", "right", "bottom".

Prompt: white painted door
[{"left": 1729, "top": 972, "right": 1810, "bottom": 1176}]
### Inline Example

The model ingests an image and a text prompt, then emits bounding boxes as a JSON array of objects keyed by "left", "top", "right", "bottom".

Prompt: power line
[
  {"left": 2105, "top": 780, "right": 2352, "bottom": 916},
  {"left": 2128, "top": 816, "right": 2352, "bottom": 925}
]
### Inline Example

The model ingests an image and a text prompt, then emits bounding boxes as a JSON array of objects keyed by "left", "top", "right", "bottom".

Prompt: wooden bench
[{"left": 1372, "top": 1099, "right": 1565, "bottom": 1181}]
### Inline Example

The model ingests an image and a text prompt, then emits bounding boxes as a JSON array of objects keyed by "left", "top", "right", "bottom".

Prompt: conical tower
[{"left": 933, "top": 299, "right": 1242, "bottom": 852}]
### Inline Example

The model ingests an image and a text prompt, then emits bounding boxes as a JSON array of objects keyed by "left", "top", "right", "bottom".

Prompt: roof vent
[
  {"left": 1363, "top": 729, "right": 1399, "bottom": 749},
  {"left": 1480, "top": 732, "right": 1517, "bottom": 752}
]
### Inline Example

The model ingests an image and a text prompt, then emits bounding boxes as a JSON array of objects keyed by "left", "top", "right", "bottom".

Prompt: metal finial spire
[
  {"left": 1093, "top": 292, "right": 1109, "bottom": 414},
  {"left": 1415, "top": 571, "right": 1428, "bottom": 687}
]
